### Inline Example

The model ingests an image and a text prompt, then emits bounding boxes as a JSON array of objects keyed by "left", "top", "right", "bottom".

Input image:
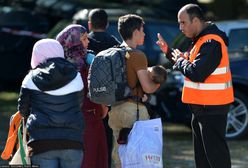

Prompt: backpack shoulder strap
[{"left": 116, "top": 44, "right": 136, "bottom": 52}]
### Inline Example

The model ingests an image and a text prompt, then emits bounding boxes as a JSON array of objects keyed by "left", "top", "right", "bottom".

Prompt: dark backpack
[{"left": 88, "top": 46, "right": 132, "bottom": 105}]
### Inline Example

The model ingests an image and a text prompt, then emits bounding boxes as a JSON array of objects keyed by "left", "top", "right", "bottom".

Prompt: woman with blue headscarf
[{"left": 56, "top": 24, "right": 108, "bottom": 168}]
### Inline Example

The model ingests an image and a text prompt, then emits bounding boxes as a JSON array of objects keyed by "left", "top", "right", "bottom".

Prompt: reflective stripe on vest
[
  {"left": 184, "top": 80, "right": 232, "bottom": 90},
  {"left": 182, "top": 34, "right": 234, "bottom": 105},
  {"left": 212, "top": 67, "right": 229, "bottom": 75}
]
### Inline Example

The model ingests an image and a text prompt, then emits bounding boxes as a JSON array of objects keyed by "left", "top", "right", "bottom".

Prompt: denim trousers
[
  {"left": 31, "top": 149, "right": 83, "bottom": 168},
  {"left": 108, "top": 101, "right": 149, "bottom": 168}
]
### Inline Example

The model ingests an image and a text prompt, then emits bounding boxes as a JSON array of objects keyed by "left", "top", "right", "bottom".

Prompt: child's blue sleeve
[{"left": 86, "top": 53, "right": 95, "bottom": 65}]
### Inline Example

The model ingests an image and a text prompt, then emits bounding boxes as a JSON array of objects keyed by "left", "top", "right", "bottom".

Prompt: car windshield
[{"left": 228, "top": 28, "right": 248, "bottom": 54}]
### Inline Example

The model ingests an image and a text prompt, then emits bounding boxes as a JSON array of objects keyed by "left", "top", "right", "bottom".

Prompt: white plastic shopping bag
[
  {"left": 119, "top": 118, "right": 163, "bottom": 168},
  {"left": 9, "top": 118, "right": 31, "bottom": 165}
]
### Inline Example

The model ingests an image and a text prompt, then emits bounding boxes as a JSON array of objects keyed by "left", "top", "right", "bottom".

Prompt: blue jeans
[{"left": 31, "top": 149, "right": 83, "bottom": 168}]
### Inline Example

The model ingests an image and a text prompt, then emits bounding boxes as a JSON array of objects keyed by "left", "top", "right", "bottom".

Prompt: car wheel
[{"left": 226, "top": 90, "right": 248, "bottom": 139}]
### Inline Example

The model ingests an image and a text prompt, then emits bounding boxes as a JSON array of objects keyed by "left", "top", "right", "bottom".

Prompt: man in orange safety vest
[{"left": 157, "top": 3, "right": 233, "bottom": 168}]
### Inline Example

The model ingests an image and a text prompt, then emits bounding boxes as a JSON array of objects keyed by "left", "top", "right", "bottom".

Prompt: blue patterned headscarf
[{"left": 56, "top": 24, "right": 87, "bottom": 70}]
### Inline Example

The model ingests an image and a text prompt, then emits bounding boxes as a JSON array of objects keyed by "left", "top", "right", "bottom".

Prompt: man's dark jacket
[
  {"left": 88, "top": 31, "right": 120, "bottom": 54},
  {"left": 168, "top": 23, "right": 229, "bottom": 83}
]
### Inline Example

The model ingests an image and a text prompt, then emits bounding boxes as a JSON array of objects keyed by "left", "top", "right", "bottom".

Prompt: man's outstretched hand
[{"left": 156, "top": 33, "right": 169, "bottom": 54}]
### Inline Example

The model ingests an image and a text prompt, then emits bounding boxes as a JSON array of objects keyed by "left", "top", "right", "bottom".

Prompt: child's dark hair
[{"left": 151, "top": 65, "right": 167, "bottom": 84}]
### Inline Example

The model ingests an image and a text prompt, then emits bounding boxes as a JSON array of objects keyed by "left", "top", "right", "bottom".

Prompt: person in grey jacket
[{"left": 18, "top": 39, "right": 84, "bottom": 168}]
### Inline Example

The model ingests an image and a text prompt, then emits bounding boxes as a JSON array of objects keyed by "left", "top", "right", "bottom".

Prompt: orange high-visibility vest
[
  {"left": 1, "top": 111, "right": 22, "bottom": 160},
  {"left": 182, "top": 34, "right": 234, "bottom": 105}
]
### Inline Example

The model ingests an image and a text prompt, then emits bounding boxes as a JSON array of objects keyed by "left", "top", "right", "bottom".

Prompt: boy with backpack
[{"left": 106, "top": 14, "right": 160, "bottom": 168}]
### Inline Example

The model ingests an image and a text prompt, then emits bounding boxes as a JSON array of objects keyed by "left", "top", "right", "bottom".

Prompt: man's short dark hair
[
  {"left": 118, "top": 14, "right": 144, "bottom": 41},
  {"left": 88, "top": 8, "right": 108, "bottom": 29},
  {"left": 184, "top": 4, "right": 205, "bottom": 22}
]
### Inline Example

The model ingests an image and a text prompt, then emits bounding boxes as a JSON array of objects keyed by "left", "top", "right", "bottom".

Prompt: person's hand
[
  {"left": 171, "top": 49, "right": 183, "bottom": 62},
  {"left": 101, "top": 105, "right": 109, "bottom": 119},
  {"left": 156, "top": 33, "right": 168, "bottom": 53},
  {"left": 142, "top": 94, "right": 148, "bottom": 102},
  {"left": 183, "top": 52, "right": 189, "bottom": 60}
]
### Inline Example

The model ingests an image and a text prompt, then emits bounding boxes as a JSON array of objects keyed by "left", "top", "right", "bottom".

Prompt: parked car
[{"left": 156, "top": 20, "right": 248, "bottom": 139}]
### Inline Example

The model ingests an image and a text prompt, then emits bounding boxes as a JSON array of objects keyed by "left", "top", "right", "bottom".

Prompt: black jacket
[
  {"left": 18, "top": 58, "right": 84, "bottom": 143},
  {"left": 88, "top": 31, "right": 120, "bottom": 54},
  {"left": 168, "top": 22, "right": 229, "bottom": 83}
]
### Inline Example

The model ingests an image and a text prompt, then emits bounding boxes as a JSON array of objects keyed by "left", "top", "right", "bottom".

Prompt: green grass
[
  {"left": 0, "top": 91, "right": 19, "bottom": 138},
  {"left": 0, "top": 91, "right": 19, "bottom": 134},
  {"left": 0, "top": 91, "right": 19, "bottom": 130},
  {"left": 0, "top": 92, "right": 19, "bottom": 117}
]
